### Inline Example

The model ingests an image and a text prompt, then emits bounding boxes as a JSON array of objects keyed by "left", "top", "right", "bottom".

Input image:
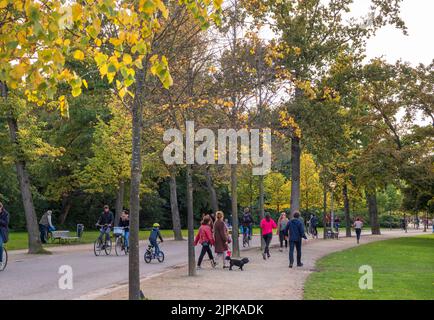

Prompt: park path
[{"left": 96, "top": 229, "right": 427, "bottom": 300}]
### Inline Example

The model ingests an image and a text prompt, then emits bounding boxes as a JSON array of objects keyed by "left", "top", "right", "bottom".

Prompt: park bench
[
  {"left": 325, "top": 227, "right": 339, "bottom": 239},
  {"left": 51, "top": 224, "right": 84, "bottom": 244}
]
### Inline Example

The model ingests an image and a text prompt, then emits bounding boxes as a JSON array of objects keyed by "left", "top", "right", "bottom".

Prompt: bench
[{"left": 51, "top": 224, "right": 84, "bottom": 244}]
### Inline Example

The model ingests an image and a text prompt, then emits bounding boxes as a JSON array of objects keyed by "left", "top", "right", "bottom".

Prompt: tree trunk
[
  {"left": 169, "top": 169, "right": 183, "bottom": 240},
  {"left": 1, "top": 82, "right": 43, "bottom": 254},
  {"left": 186, "top": 164, "right": 196, "bottom": 276},
  {"left": 204, "top": 166, "right": 219, "bottom": 214},
  {"left": 290, "top": 135, "right": 301, "bottom": 215},
  {"left": 115, "top": 180, "right": 125, "bottom": 226},
  {"left": 59, "top": 194, "right": 72, "bottom": 225},
  {"left": 128, "top": 68, "right": 145, "bottom": 300},
  {"left": 323, "top": 183, "right": 327, "bottom": 239},
  {"left": 343, "top": 182, "right": 351, "bottom": 237},
  {"left": 366, "top": 190, "right": 381, "bottom": 235},
  {"left": 230, "top": 164, "right": 240, "bottom": 257},
  {"left": 259, "top": 174, "right": 265, "bottom": 250}
]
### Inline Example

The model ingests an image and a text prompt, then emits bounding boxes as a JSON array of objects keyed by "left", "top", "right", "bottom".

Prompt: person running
[
  {"left": 241, "top": 207, "right": 254, "bottom": 243},
  {"left": 277, "top": 212, "right": 289, "bottom": 251},
  {"left": 149, "top": 223, "right": 164, "bottom": 255},
  {"left": 0, "top": 202, "right": 9, "bottom": 270},
  {"left": 284, "top": 211, "right": 307, "bottom": 268},
  {"left": 194, "top": 216, "right": 216, "bottom": 269},
  {"left": 260, "top": 213, "right": 277, "bottom": 260},
  {"left": 39, "top": 210, "right": 55, "bottom": 243},
  {"left": 118, "top": 210, "right": 130, "bottom": 249},
  {"left": 96, "top": 205, "right": 114, "bottom": 246},
  {"left": 354, "top": 217, "right": 363, "bottom": 244},
  {"left": 214, "top": 211, "right": 229, "bottom": 268}
]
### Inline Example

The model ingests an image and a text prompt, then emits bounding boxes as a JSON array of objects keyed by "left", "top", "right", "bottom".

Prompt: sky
[{"left": 350, "top": 0, "right": 433, "bottom": 66}]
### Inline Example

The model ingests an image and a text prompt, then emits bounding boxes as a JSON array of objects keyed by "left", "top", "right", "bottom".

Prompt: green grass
[
  {"left": 5, "top": 227, "right": 264, "bottom": 251},
  {"left": 304, "top": 234, "right": 434, "bottom": 300}
]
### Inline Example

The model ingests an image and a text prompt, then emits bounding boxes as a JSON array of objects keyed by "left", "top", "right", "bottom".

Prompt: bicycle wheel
[
  {"left": 94, "top": 238, "right": 103, "bottom": 256},
  {"left": 0, "top": 248, "right": 7, "bottom": 271},
  {"left": 144, "top": 251, "right": 152, "bottom": 263},
  {"left": 104, "top": 239, "right": 112, "bottom": 255},
  {"left": 157, "top": 251, "right": 165, "bottom": 263},
  {"left": 115, "top": 237, "right": 123, "bottom": 256}
]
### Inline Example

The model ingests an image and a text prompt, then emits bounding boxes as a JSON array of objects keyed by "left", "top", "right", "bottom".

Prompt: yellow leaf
[
  {"left": 82, "top": 79, "right": 88, "bottom": 89},
  {"left": 122, "top": 54, "right": 132, "bottom": 65},
  {"left": 72, "top": 4, "right": 82, "bottom": 22},
  {"left": 73, "top": 50, "right": 84, "bottom": 60},
  {"left": 0, "top": 0, "right": 8, "bottom": 9}
]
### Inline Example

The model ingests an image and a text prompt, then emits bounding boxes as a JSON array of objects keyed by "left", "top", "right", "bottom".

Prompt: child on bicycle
[
  {"left": 149, "top": 223, "right": 163, "bottom": 255},
  {"left": 118, "top": 210, "right": 129, "bottom": 249}
]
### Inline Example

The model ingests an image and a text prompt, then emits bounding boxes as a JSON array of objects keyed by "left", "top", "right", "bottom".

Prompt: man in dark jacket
[
  {"left": 0, "top": 202, "right": 10, "bottom": 269},
  {"left": 96, "top": 205, "right": 114, "bottom": 245},
  {"left": 284, "top": 211, "right": 307, "bottom": 268}
]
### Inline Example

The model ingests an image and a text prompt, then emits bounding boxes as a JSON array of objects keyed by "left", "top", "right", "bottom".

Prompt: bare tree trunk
[
  {"left": 205, "top": 166, "right": 219, "bottom": 213},
  {"left": 290, "top": 135, "right": 301, "bottom": 216},
  {"left": 343, "top": 182, "right": 351, "bottom": 237},
  {"left": 128, "top": 68, "right": 145, "bottom": 300},
  {"left": 169, "top": 169, "right": 183, "bottom": 240},
  {"left": 231, "top": 164, "right": 240, "bottom": 257},
  {"left": 1, "top": 82, "right": 43, "bottom": 254},
  {"left": 323, "top": 182, "right": 327, "bottom": 239},
  {"left": 115, "top": 180, "right": 125, "bottom": 226},
  {"left": 259, "top": 174, "right": 265, "bottom": 250},
  {"left": 186, "top": 164, "right": 196, "bottom": 276},
  {"left": 59, "top": 194, "right": 72, "bottom": 225},
  {"left": 366, "top": 190, "right": 381, "bottom": 235}
]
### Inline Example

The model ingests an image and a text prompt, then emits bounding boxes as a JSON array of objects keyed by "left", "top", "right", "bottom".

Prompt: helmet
[{"left": 153, "top": 223, "right": 160, "bottom": 228}]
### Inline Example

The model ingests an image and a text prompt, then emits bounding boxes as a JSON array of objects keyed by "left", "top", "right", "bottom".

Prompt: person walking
[
  {"left": 277, "top": 212, "right": 289, "bottom": 252},
  {"left": 194, "top": 216, "right": 216, "bottom": 269},
  {"left": 214, "top": 211, "right": 229, "bottom": 268},
  {"left": 0, "top": 202, "right": 9, "bottom": 270},
  {"left": 284, "top": 211, "right": 307, "bottom": 268},
  {"left": 260, "top": 213, "right": 277, "bottom": 260},
  {"left": 39, "top": 210, "right": 55, "bottom": 243},
  {"left": 354, "top": 217, "right": 363, "bottom": 244},
  {"left": 310, "top": 214, "right": 318, "bottom": 238}
]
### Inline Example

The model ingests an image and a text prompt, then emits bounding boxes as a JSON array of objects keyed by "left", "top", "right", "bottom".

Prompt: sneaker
[
  {"left": 267, "top": 253, "right": 271, "bottom": 258},
  {"left": 211, "top": 260, "right": 217, "bottom": 268},
  {"left": 279, "top": 248, "right": 283, "bottom": 252},
  {"left": 289, "top": 264, "right": 293, "bottom": 268},
  {"left": 197, "top": 265, "right": 202, "bottom": 270},
  {"left": 297, "top": 263, "right": 303, "bottom": 267},
  {"left": 262, "top": 253, "right": 266, "bottom": 260}
]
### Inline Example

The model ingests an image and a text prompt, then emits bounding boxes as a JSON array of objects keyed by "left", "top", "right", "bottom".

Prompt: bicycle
[
  {"left": 144, "top": 241, "right": 164, "bottom": 263},
  {"left": 114, "top": 227, "right": 128, "bottom": 256},
  {"left": 94, "top": 224, "right": 112, "bottom": 256},
  {"left": 0, "top": 247, "right": 7, "bottom": 271}
]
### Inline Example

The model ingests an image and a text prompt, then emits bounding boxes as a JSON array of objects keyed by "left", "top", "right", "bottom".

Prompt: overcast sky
[{"left": 351, "top": 0, "right": 433, "bottom": 66}]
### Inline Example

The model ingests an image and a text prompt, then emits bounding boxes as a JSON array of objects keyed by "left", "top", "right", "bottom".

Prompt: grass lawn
[
  {"left": 304, "top": 234, "right": 434, "bottom": 300},
  {"left": 5, "top": 227, "right": 264, "bottom": 251}
]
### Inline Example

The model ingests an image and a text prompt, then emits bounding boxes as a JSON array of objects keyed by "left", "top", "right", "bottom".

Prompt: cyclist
[
  {"left": 149, "top": 223, "right": 164, "bottom": 255},
  {"left": 241, "top": 207, "right": 254, "bottom": 241},
  {"left": 118, "top": 210, "right": 130, "bottom": 249},
  {"left": 0, "top": 202, "right": 9, "bottom": 270},
  {"left": 96, "top": 205, "right": 114, "bottom": 247}
]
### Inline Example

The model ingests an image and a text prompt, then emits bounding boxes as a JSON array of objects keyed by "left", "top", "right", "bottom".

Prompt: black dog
[{"left": 228, "top": 257, "right": 249, "bottom": 271}]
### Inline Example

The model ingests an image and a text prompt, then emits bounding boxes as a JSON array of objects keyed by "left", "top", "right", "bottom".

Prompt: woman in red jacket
[{"left": 194, "top": 216, "right": 217, "bottom": 269}]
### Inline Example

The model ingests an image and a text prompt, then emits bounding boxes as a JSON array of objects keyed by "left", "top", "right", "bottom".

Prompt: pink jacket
[
  {"left": 194, "top": 224, "right": 215, "bottom": 246},
  {"left": 260, "top": 218, "right": 277, "bottom": 235}
]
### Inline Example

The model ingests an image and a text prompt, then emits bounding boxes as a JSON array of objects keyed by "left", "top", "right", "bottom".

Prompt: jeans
[
  {"left": 355, "top": 228, "right": 361, "bottom": 242},
  {"left": 289, "top": 240, "right": 302, "bottom": 266},
  {"left": 98, "top": 227, "right": 111, "bottom": 243},
  {"left": 263, "top": 233, "right": 272, "bottom": 255},
  {"left": 0, "top": 234, "right": 3, "bottom": 263},
  {"left": 124, "top": 230, "right": 129, "bottom": 248},
  {"left": 150, "top": 239, "right": 160, "bottom": 255},
  {"left": 197, "top": 243, "right": 214, "bottom": 266},
  {"left": 39, "top": 224, "right": 48, "bottom": 243},
  {"left": 279, "top": 230, "right": 287, "bottom": 248}
]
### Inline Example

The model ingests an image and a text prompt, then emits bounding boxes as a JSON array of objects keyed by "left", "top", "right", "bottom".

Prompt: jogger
[
  {"left": 260, "top": 213, "right": 277, "bottom": 260},
  {"left": 354, "top": 218, "right": 363, "bottom": 244}
]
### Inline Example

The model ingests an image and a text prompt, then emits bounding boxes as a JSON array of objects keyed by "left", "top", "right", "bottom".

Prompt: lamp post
[{"left": 329, "top": 181, "right": 337, "bottom": 231}]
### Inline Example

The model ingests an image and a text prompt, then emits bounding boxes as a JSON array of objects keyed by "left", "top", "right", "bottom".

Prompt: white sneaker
[{"left": 0, "top": 262, "right": 4, "bottom": 270}]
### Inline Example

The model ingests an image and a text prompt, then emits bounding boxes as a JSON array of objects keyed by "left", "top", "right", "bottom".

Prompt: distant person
[
  {"left": 277, "top": 212, "right": 289, "bottom": 251},
  {"left": 214, "top": 211, "right": 229, "bottom": 268},
  {"left": 414, "top": 216, "right": 419, "bottom": 229},
  {"left": 334, "top": 216, "right": 340, "bottom": 232},
  {"left": 39, "top": 210, "right": 55, "bottom": 243},
  {"left": 0, "top": 202, "right": 9, "bottom": 270},
  {"left": 260, "top": 213, "right": 277, "bottom": 260},
  {"left": 432, "top": 217, "right": 434, "bottom": 233},
  {"left": 194, "top": 216, "right": 216, "bottom": 269},
  {"left": 310, "top": 214, "right": 318, "bottom": 238},
  {"left": 354, "top": 217, "right": 363, "bottom": 244},
  {"left": 96, "top": 205, "right": 114, "bottom": 246},
  {"left": 401, "top": 218, "right": 407, "bottom": 233},
  {"left": 149, "top": 223, "right": 164, "bottom": 255},
  {"left": 241, "top": 207, "right": 254, "bottom": 241},
  {"left": 118, "top": 210, "right": 130, "bottom": 249},
  {"left": 284, "top": 211, "right": 307, "bottom": 268}
]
